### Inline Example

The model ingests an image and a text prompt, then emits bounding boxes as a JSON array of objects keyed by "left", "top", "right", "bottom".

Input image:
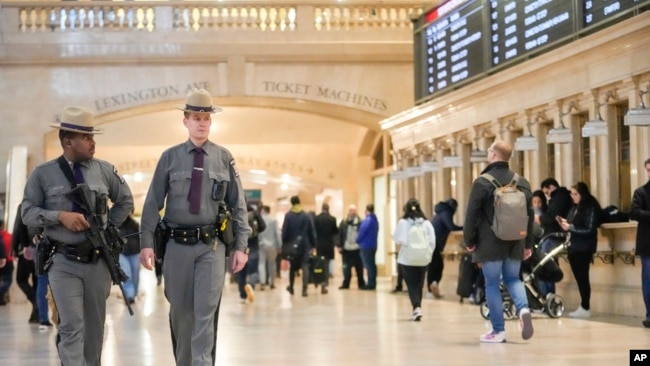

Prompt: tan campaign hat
[
  {"left": 49, "top": 106, "right": 104, "bottom": 134},
  {"left": 177, "top": 88, "right": 223, "bottom": 114}
]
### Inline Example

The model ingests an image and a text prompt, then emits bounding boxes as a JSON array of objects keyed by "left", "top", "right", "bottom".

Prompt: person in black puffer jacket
[
  {"left": 427, "top": 198, "right": 462, "bottom": 298},
  {"left": 558, "top": 182, "right": 602, "bottom": 319}
]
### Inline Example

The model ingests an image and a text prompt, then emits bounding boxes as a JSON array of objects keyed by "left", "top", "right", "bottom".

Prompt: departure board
[
  {"left": 422, "top": 0, "right": 485, "bottom": 95},
  {"left": 583, "top": 0, "right": 646, "bottom": 27},
  {"left": 490, "top": 0, "right": 574, "bottom": 66},
  {"left": 414, "top": 0, "right": 650, "bottom": 102}
]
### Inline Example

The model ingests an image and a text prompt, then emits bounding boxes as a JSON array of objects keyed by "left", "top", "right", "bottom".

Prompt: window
[
  {"left": 578, "top": 113, "right": 590, "bottom": 187},
  {"left": 546, "top": 143, "right": 555, "bottom": 179},
  {"left": 616, "top": 103, "right": 631, "bottom": 210},
  {"left": 374, "top": 139, "right": 385, "bottom": 170}
]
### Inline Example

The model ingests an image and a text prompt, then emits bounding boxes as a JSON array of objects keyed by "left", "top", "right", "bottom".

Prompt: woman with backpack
[
  {"left": 391, "top": 198, "right": 436, "bottom": 321},
  {"left": 558, "top": 182, "right": 602, "bottom": 318}
]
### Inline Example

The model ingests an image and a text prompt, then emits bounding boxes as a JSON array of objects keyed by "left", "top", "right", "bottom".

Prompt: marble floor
[{"left": 1, "top": 269, "right": 649, "bottom": 366}]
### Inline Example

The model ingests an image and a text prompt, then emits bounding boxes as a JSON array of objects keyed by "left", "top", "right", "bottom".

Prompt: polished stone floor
[{"left": 1, "top": 268, "right": 649, "bottom": 366}]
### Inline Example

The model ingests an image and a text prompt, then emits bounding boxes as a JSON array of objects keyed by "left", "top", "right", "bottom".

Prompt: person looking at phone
[{"left": 558, "top": 182, "right": 602, "bottom": 318}]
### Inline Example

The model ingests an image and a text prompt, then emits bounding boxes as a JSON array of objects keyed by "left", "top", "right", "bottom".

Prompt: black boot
[{"left": 29, "top": 307, "right": 39, "bottom": 323}]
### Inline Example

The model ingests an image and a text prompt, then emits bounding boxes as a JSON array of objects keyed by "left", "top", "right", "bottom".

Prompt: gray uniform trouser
[
  {"left": 48, "top": 254, "right": 111, "bottom": 366},
  {"left": 163, "top": 240, "right": 226, "bottom": 366}
]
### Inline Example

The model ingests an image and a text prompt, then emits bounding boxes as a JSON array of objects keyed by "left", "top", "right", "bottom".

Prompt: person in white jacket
[{"left": 392, "top": 198, "right": 436, "bottom": 321}]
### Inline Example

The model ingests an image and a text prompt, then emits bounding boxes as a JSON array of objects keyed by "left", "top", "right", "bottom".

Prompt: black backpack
[
  {"left": 600, "top": 205, "right": 629, "bottom": 223},
  {"left": 248, "top": 211, "right": 259, "bottom": 239}
]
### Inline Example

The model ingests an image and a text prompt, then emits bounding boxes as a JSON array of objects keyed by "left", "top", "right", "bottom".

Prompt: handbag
[{"left": 281, "top": 235, "right": 302, "bottom": 261}]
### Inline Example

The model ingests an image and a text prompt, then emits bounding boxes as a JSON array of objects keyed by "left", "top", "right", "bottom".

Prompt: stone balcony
[{"left": 0, "top": 1, "right": 423, "bottom": 64}]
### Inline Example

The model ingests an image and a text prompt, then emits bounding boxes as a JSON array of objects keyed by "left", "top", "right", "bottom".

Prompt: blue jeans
[
  {"left": 642, "top": 256, "right": 650, "bottom": 320},
  {"left": 119, "top": 253, "right": 141, "bottom": 300},
  {"left": 36, "top": 274, "right": 49, "bottom": 323},
  {"left": 537, "top": 237, "right": 562, "bottom": 295},
  {"left": 238, "top": 250, "right": 259, "bottom": 299},
  {"left": 360, "top": 248, "right": 377, "bottom": 288},
  {"left": 482, "top": 259, "right": 529, "bottom": 333}
]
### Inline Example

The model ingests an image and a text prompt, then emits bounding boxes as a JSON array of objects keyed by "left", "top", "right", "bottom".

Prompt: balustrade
[{"left": 3, "top": 1, "right": 421, "bottom": 33}]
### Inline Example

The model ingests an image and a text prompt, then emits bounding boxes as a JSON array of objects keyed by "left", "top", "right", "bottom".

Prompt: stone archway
[{"left": 44, "top": 97, "right": 384, "bottom": 216}]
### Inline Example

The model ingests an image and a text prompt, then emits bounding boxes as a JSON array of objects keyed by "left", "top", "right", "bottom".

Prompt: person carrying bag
[{"left": 392, "top": 198, "right": 436, "bottom": 321}]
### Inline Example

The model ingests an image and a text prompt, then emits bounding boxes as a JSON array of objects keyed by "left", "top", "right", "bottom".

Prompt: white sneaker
[
  {"left": 479, "top": 331, "right": 506, "bottom": 343},
  {"left": 519, "top": 308, "right": 534, "bottom": 340},
  {"left": 568, "top": 306, "right": 591, "bottom": 318},
  {"left": 412, "top": 307, "right": 422, "bottom": 321}
]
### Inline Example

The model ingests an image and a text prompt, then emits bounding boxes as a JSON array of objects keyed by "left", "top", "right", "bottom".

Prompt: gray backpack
[{"left": 481, "top": 173, "right": 528, "bottom": 241}]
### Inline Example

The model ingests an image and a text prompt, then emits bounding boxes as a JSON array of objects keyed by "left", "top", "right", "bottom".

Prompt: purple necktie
[
  {"left": 72, "top": 162, "right": 85, "bottom": 213},
  {"left": 188, "top": 148, "right": 204, "bottom": 214}
]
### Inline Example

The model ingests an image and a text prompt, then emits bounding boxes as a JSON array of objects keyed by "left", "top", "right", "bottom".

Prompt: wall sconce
[
  {"left": 406, "top": 166, "right": 423, "bottom": 177},
  {"left": 420, "top": 161, "right": 441, "bottom": 172},
  {"left": 469, "top": 136, "right": 488, "bottom": 163},
  {"left": 418, "top": 142, "right": 441, "bottom": 172},
  {"left": 442, "top": 155, "right": 463, "bottom": 167},
  {"left": 514, "top": 117, "right": 539, "bottom": 151},
  {"left": 389, "top": 150, "right": 408, "bottom": 180},
  {"left": 441, "top": 140, "right": 463, "bottom": 168},
  {"left": 625, "top": 83, "right": 650, "bottom": 126},
  {"left": 582, "top": 91, "right": 613, "bottom": 137},
  {"left": 546, "top": 101, "right": 576, "bottom": 144},
  {"left": 405, "top": 147, "right": 423, "bottom": 178}
]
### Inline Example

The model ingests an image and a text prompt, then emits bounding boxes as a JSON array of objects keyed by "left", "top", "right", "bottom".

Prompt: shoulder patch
[
  {"left": 113, "top": 166, "right": 126, "bottom": 184},
  {"left": 229, "top": 159, "right": 239, "bottom": 178}
]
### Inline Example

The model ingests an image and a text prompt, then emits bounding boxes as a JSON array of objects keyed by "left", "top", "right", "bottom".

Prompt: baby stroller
[{"left": 480, "top": 232, "right": 571, "bottom": 320}]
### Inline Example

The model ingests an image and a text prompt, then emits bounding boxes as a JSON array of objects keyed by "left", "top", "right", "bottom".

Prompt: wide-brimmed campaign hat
[
  {"left": 49, "top": 106, "right": 104, "bottom": 134},
  {"left": 177, "top": 88, "right": 223, "bottom": 114}
]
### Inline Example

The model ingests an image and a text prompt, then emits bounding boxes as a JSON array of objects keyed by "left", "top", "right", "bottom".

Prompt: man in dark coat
[
  {"left": 313, "top": 203, "right": 338, "bottom": 294},
  {"left": 463, "top": 140, "right": 534, "bottom": 343},
  {"left": 539, "top": 178, "right": 572, "bottom": 234},
  {"left": 630, "top": 157, "right": 650, "bottom": 328},
  {"left": 281, "top": 196, "right": 317, "bottom": 297},
  {"left": 538, "top": 177, "right": 573, "bottom": 295}
]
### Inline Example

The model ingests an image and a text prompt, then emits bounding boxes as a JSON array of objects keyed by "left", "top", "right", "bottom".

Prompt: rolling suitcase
[
  {"left": 457, "top": 253, "right": 478, "bottom": 300},
  {"left": 309, "top": 255, "right": 327, "bottom": 285}
]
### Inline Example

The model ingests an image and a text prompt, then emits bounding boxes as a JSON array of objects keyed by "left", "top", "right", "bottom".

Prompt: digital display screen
[
  {"left": 490, "top": 0, "right": 574, "bottom": 66},
  {"left": 422, "top": 0, "right": 485, "bottom": 95},
  {"left": 414, "top": 0, "right": 649, "bottom": 102},
  {"left": 583, "top": 0, "right": 646, "bottom": 27}
]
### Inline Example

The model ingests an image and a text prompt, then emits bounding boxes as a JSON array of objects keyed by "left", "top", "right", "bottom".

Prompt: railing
[
  {"left": 4, "top": 1, "right": 422, "bottom": 33},
  {"left": 18, "top": 6, "right": 155, "bottom": 32}
]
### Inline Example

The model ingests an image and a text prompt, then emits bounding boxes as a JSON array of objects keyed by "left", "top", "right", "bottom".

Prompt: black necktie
[
  {"left": 188, "top": 148, "right": 204, "bottom": 214},
  {"left": 72, "top": 162, "right": 85, "bottom": 213}
]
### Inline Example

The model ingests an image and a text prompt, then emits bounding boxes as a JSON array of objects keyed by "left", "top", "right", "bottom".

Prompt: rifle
[{"left": 67, "top": 183, "right": 134, "bottom": 316}]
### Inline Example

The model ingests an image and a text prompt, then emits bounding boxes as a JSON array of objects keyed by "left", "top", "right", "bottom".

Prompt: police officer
[
  {"left": 139, "top": 88, "right": 250, "bottom": 366},
  {"left": 21, "top": 106, "right": 134, "bottom": 365}
]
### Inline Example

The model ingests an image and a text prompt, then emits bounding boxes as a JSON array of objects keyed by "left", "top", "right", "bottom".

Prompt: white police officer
[{"left": 139, "top": 89, "right": 250, "bottom": 366}]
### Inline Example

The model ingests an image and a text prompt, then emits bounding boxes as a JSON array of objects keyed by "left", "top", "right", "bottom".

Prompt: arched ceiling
[{"left": 44, "top": 101, "right": 384, "bottom": 207}]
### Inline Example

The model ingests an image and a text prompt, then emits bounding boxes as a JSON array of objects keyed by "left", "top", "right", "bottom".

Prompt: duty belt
[
  {"left": 53, "top": 240, "right": 100, "bottom": 264},
  {"left": 166, "top": 225, "right": 218, "bottom": 245}
]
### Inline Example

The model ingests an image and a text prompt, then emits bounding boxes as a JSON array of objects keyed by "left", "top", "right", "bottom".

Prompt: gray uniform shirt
[
  {"left": 21, "top": 156, "right": 134, "bottom": 244},
  {"left": 140, "top": 139, "right": 251, "bottom": 251}
]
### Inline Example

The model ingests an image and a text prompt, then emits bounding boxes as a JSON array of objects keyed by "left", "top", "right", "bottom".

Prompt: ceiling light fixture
[
  {"left": 514, "top": 116, "right": 539, "bottom": 151},
  {"left": 582, "top": 91, "right": 615, "bottom": 137},
  {"left": 625, "top": 83, "right": 650, "bottom": 126},
  {"left": 547, "top": 101, "right": 576, "bottom": 144},
  {"left": 469, "top": 134, "right": 488, "bottom": 163}
]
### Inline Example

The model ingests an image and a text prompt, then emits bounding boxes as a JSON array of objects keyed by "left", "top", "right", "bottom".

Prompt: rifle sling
[{"left": 57, "top": 155, "right": 78, "bottom": 188}]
